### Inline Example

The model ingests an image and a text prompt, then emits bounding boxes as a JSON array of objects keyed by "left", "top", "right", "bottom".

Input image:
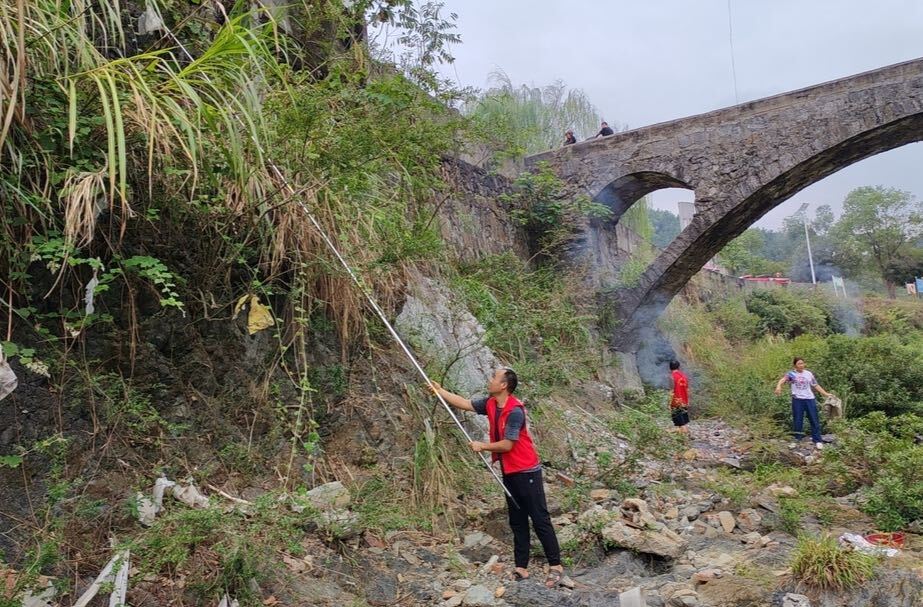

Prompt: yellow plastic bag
[{"left": 233, "top": 294, "right": 275, "bottom": 335}]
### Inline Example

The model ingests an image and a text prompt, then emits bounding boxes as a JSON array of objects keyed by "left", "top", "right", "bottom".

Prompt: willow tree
[{"left": 464, "top": 69, "right": 606, "bottom": 157}]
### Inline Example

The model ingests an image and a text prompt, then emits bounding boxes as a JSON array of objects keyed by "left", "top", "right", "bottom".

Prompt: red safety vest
[
  {"left": 671, "top": 370, "right": 689, "bottom": 407},
  {"left": 485, "top": 395, "right": 541, "bottom": 476}
]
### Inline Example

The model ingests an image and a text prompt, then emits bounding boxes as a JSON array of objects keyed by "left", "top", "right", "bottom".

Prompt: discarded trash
[
  {"left": 217, "top": 593, "right": 240, "bottom": 607},
  {"left": 153, "top": 476, "right": 176, "bottom": 509},
  {"left": 84, "top": 273, "right": 99, "bottom": 316},
  {"left": 0, "top": 356, "right": 17, "bottom": 401},
  {"left": 109, "top": 550, "right": 130, "bottom": 607},
  {"left": 135, "top": 477, "right": 212, "bottom": 526},
  {"left": 172, "top": 480, "right": 210, "bottom": 509},
  {"left": 137, "top": 4, "right": 165, "bottom": 34},
  {"left": 20, "top": 584, "right": 55, "bottom": 607},
  {"left": 135, "top": 476, "right": 177, "bottom": 526},
  {"left": 233, "top": 294, "right": 275, "bottom": 335},
  {"left": 838, "top": 532, "right": 900, "bottom": 557},
  {"left": 72, "top": 550, "right": 130, "bottom": 607},
  {"left": 618, "top": 586, "right": 648, "bottom": 607},
  {"left": 136, "top": 492, "right": 158, "bottom": 526},
  {"left": 864, "top": 531, "right": 905, "bottom": 549},
  {"left": 782, "top": 593, "right": 811, "bottom": 607},
  {"left": 823, "top": 395, "right": 844, "bottom": 419}
]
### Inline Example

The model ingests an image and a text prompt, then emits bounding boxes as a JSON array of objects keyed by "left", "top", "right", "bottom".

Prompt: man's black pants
[{"left": 503, "top": 468, "right": 561, "bottom": 569}]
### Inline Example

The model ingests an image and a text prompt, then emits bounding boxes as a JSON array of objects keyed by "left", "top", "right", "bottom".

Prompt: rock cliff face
[{"left": 437, "top": 159, "right": 529, "bottom": 263}]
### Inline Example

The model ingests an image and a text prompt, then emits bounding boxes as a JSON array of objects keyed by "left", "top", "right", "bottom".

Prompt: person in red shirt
[
  {"left": 669, "top": 360, "right": 690, "bottom": 434},
  {"left": 431, "top": 368, "right": 564, "bottom": 587}
]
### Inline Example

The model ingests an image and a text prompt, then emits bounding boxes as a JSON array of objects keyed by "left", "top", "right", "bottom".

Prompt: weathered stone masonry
[{"left": 527, "top": 57, "right": 923, "bottom": 349}]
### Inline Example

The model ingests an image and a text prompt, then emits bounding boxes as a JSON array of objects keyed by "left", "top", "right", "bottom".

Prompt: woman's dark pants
[{"left": 791, "top": 397, "right": 822, "bottom": 443}]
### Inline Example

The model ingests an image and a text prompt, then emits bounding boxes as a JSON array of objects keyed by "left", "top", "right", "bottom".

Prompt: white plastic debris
[
  {"left": 72, "top": 550, "right": 130, "bottom": 607},
  {"left": 153, "top": 476, "right": 176, "bottom": 510},
  {"left": 135, "top": 476, "right": 176, "bottom": 526},
  {"left": 172, "top": 480, "right": 210, "bottom": 509},
  {"left": 838, "top": 533, "right": 900, "bottom": 557},
  {"left": 84, "top": 273, "right": 99, "bottom": 316},
  {"left": 20, "top": 583, "right": 55, "bottom": 607},
  {"left": 0, "top": 357, "right": 17, "bottom": 401},
  {"left": 218, "top": 594, "right": 240, "bottom": 607},
  {"left": 136, "top": 492, "right": 157, "bottom": 527},
  {"left": 137, "top": 4, "right": 165, "bottom": 34},
  {"left": 108, "top": 551, "right": 130, "bottom": 607},
  {"left": 823, "top": 394, "right": 844, "bottom": 418}
]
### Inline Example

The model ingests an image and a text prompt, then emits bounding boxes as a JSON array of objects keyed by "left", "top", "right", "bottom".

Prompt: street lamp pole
[{"left": 797, "top": 203, "right": 817, "bottom": 285}]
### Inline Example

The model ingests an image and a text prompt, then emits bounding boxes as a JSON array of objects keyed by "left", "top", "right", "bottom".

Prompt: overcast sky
[{"left": 434, "top": 0, "right": 923, "bottom": 229}]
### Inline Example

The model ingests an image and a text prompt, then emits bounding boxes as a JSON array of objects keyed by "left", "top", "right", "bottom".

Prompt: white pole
[{"left": 803, "top": 212, "right": 817, "bottom": 285}]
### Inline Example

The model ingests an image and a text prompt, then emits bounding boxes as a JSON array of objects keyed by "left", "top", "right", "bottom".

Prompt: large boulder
[
  {"left": 394, "top": 273, "right": 497, "bottom": 435},
  {"left": 394, "top": 273, "right": 499, "bottom": 396},
  {"left": 303, "top": 480, "right": 351, "bottom": 510},
  {"left": 600, "top": 519, "right": 687, "bottom": 559},
  {"left": 579, "top": 506, "right": 687, "bottom": 559}
]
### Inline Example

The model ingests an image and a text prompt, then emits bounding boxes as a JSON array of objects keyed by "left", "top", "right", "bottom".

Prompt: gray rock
[
  {"left": 599, "top": 519, "right": 686, "bottom": 559},
  {"left": 462, "top": 584, "right": 495, "bottom": 606},
  {"left": 303, "top": 480, "right": 351, "bottom": 510},
  {"left": 445, "top": 595, "right": 463, "bottom": 607},
  {"left": 394, "top": 273, "right": 498, "bottom": 400},
  {"left": 463, "top": 531, "right": 493, "bottom": 548},
  {"left": 364, "top": 572, "right": 399, "bottom": 606},
  {"left": 717, "top": 511, "right": 735, "bottom": 533},
  {"left": 317, "top": 509, "right": 360, "bottom": 539},
  {"left": 782, "top": 594, "right": 811, "bottom": 607},
  {"left": 736, "top": 508, "right": 763, "bottom": 533}
]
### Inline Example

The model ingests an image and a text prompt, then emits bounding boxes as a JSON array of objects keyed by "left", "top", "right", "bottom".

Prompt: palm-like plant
[{"left": 2, "top": 0, "right": 285, "bottom": 250}]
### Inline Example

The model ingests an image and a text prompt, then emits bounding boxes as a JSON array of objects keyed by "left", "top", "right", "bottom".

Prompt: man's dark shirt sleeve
[
  {"left": 471, "top": 397, "right": 488, "bottom": 415},
  {"left": 503, "top": 408, "right": 525, "bottom": 440}
]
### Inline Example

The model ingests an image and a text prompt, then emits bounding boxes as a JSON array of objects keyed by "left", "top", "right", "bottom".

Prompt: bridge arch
[
  {"left": 621, "top": 112, "right": 923, "bottom": 347},
  {"left": 526, "top": 57, "right": 923, "bottom": 355},
  {"left": 593, "top": 171, "right": 693, "bottom": 226}
]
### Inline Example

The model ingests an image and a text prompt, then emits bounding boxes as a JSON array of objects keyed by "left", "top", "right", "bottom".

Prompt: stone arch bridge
[{"left": 526, "top": 57, "right": 923, "bottom": 353}]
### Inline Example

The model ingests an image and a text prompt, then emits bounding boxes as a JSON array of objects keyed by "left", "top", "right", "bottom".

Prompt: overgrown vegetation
[
  {"left": 454, "top": 252, "right": 601, "bottom": 394},
  {"left": 0, "top": 0, "right": 496, "bottom": 603},
  {"left": 665, "top": 287, "right": 923, "bottom": 532},
  {"left": 504, "top": 164, "right": 612, "bottom": 261},
  {"left": 790, "top": 535, "right": 877, "bottom": 591},
  {"left": 463, "top": 70, "right": 604, "bottom": 162}
]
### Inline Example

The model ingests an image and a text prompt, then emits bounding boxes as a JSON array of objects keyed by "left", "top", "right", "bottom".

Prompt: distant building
[
  {"left": 737, "top": 274, "right": 791, "bottom": 287},
  {"left": 677, "top": 201, "right": 695, "bottom": 231}
]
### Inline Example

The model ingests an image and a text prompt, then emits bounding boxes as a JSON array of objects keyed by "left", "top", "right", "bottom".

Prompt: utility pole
[{"left": 796, "top": 203, "right": 817, "bottom": 286}]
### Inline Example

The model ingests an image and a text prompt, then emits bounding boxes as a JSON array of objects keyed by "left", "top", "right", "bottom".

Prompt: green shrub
[
  {"left": 710, "top": 297, "right": 761, "bottom": 342},
  {"left": 790, "top": 535, "right": 876, "bottom": 591},
  {"left": 454, "top": 253, "right": 600, "bottom": 394},
  {"left": 821, "top": 412, "right": 923, "bottom": 530},
  {"left": 745, "top": 289, "right": 829, "bottom": 338},
  {"left": 817, "top": 335, "right": 923, "bottom": 417},
  {"left": 862, "top": 297, "right": 923, "bottom": 342},
  {"left": 505, "top": 165, "right": 612, "bottom": 260}
]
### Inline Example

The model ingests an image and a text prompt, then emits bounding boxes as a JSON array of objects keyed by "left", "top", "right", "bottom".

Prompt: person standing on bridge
[
  {"left": 669, "top": 360, "right": 690, "bottom": 435},
  {"left": 595, "top": 121, "right": 614, "bottom": 137},
  {"left": 430, "top": 368, "right": 565, "bottom": 588},
  {"left": 774, "top": 357, "right": 834, "bottom": 449},
  {"left": 564, "top": 129, "right": 577, "bottom": 145}
]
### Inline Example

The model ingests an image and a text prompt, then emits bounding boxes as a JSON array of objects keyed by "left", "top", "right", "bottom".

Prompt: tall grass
[{"left": 790, "top": 535, "right": 876, "bottom": 591}]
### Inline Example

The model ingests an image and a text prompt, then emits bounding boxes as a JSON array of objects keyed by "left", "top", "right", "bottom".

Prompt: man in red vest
[
  {"left": 669, "top": 360, "right": 690, "bottom": 435},
  {"left": 431, "top": 368, "right": 564, "bottom": 587}
]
